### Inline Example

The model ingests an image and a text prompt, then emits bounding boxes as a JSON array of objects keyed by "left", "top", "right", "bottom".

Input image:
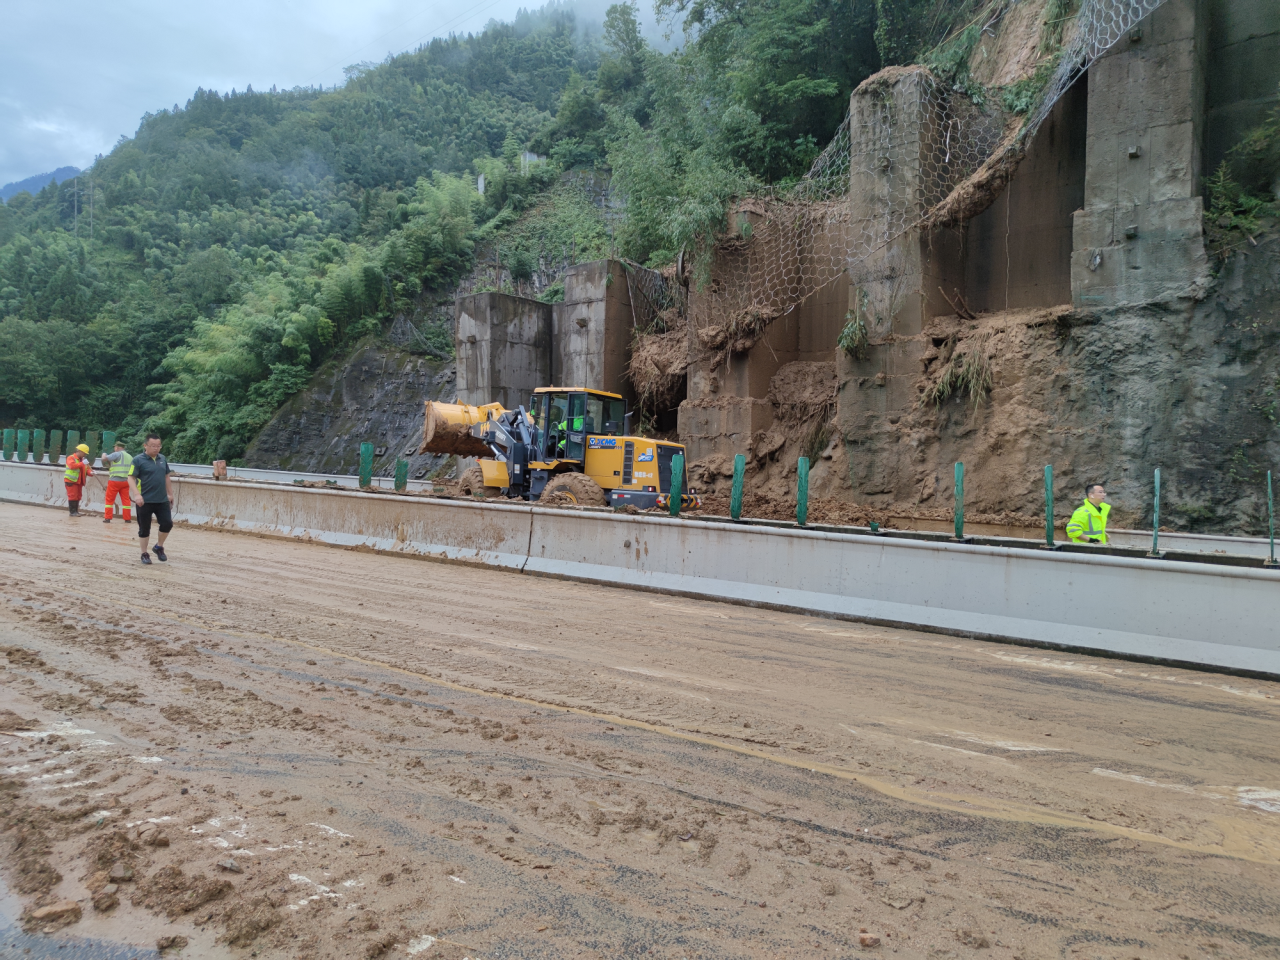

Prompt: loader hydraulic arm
[{"left": 470, "top": 407, "right": 539, "bottom": 494}]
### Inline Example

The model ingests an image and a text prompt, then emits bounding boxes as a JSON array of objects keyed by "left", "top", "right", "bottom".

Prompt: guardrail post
[
  {"left": 394, "top": 459, "right": 408, "bottom": 492},
  {"left": 49, "top": 430, "right": 63, "bottom": 464},
  {"left": 1149, "top": 467, "right": 1163, "bottom": 558},
  {"left": 16, "top": 429, "right": 29, "bottom": 463},
  {"left": 1, "top": 429, "right": 12, "bottom": 461},
  {"left": 730, "top": 453, "right": 745, "bottom": 520},
  {"left": 1268, "top": 470, "right": 1277, "bottom": 568},
  {"left": 1044, "top": 464, "right": 1057, "bottom": 549},
  {"left": 669, "top": 453, "right": 684, "bottom": 517},
  {"left": 953, "top": 461, "right": 966, "bottom": 541},
  {"left": 359, "top": 442, "right": 374, "bottom": 488},
  {"left": 796, "top": 457, "right": 810, "bottom": 526},
  {"left": 33, "top": 429, "right": 45, "bottom": 464},
  {"left": 66, "top": 430, "right": 80, "bottom": 459},
  {"left": 87, "top": 430, "right": 100, "bottom": 464},
  {"left": 101, "top": 431, "right": 116, "bottom": 462}
]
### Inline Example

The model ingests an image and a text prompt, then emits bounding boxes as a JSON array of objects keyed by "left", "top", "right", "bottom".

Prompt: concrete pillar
[
  {"left": 838, "top": 67, "right": 950, "bottom": 476},
  {"left": 550, "top": 259, "right": 634, "bottom": 398},
  {"left": 1071, "top": 0, "right": 1211, "bottom": 309},
  {"left": 454, "top": 293, "right": 552, "bottom": 410},
  {"left": 1203, "top": 0, "right": 1280, "bottom": 179}
]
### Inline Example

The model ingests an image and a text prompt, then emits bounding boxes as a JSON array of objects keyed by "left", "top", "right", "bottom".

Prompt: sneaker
[
  {"left": 153, "top": 545, "right": 167, "bottom": 562},
  {"left": 140, "top": 552, "right": 152, "bottom": 565}
]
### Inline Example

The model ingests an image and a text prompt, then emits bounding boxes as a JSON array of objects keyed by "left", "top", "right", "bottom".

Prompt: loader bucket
[{"left": 418, "top": 401, "right": 506, "bottom": 457}]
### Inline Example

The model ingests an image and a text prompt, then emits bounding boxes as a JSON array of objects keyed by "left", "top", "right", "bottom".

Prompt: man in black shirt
[{"left": 128, "top": 433, "right": 175, "bottom": 565}]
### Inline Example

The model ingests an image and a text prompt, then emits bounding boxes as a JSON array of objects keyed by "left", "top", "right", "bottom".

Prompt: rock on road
[{"left": 2, "top": 501, "right": 1280, "bottom": 958}]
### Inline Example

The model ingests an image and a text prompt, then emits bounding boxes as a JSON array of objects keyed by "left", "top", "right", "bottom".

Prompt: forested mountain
[
  {"left": 0, "top": 167, "right": 82, "bottom": 203},
  {"left": 0, "top": 0, "right": 949, "bottom": 463}
]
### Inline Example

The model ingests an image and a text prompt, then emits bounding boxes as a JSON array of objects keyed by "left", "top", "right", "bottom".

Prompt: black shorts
[{"left": 136, "top": 502, "right": 173, "bottom": 539}]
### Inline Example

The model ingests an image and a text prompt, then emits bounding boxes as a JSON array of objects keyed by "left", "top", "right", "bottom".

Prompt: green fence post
[
  {"left": 49, "top": 430, "right": 63, "bottom": 464},
  {"left": 1149, "top": 467, "right": 1162, "bottom": 558},
  {"left": 101, "top": 431, "right": 116, "bottom": 462},
  {"left": 668, "top": 453, "right": 684, "bottom": 517},
  {"left": 730, "top": 453, "right": 745, "bottom": 521},
  {"left": 359, "top": 442, "right": 374, "bottom": 488},
  {"left": 796, "top": 457, "right": 810, "bottom": 526},
  {"left": 394, "top": 459, "right": 409, "bottom": 492},
  {"left": 1268, "top": 470, "right": 1277, "bottom": 568},
  {"left": 2, "top": 429, "right": 13, "bottom": 461},
  {"left": 1044, "top": 464, "right": 1055, "bottom": 548},
  {"left": 953, "top": 461, "right": 965, "bottom": 540},
  {"left": 87, "top": 430, "right": 101, "bottom": 465},
  {"left": 16, "top": 429, "right": 29, "bottom": 463},
  {"left": 33, "top": 429, "right": 45, "bottom": 464},
  {"left": 66, "top": 430, "right": 80, "bottom": 460}
]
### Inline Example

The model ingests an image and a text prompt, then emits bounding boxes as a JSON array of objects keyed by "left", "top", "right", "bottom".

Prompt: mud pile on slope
[
  {"left": 768, "top": 361, "right": 837, "bottom": 424},
  {"left": 629, "top": 320, "right": 688, "bottom": 413}
]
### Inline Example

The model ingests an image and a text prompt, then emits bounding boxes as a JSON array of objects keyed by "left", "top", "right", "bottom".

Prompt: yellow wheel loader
[{"left": 419, "top": 386, "right": 700, "bottom": 510}]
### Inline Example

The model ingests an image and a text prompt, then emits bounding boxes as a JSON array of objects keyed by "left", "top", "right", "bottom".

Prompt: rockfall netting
[
  {"left": 624, "top": 261, "right": 690, "bottom": 412},
  {"left": 688, "top": 0, "right": 1172, "bottom": 357}
]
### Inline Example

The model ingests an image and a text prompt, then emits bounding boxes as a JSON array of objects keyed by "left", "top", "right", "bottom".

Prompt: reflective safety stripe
[
  {"left": 109, "top": 451, "right": 133, "bottom": 479},
  {"left": 1067, "top": 500, "right": 1110, "bottom": 543},
  {"left": 63, "top": 455, "right": 82, "bottom": 483}
]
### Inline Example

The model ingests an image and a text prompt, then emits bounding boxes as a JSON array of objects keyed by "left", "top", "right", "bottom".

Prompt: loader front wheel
[
  {"left": 457, "top": 465, "right": 500, "bottom": 498},
  {"left": 541, "top": 472, "right": 607, "bottom": 507}
]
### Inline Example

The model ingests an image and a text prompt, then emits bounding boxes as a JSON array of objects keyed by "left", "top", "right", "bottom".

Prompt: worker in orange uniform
[
  {"left": 100, "top": 439, "right": 133, "bottom": 523},
  {"left": 64, "top": 443, "right": 93, "bottom": 517}
]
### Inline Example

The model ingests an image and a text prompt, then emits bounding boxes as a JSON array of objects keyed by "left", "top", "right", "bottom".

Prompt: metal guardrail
[
  {"left": 4, "top": 460, "right": 1279, "bottom": 677},
  {"left": 3, "top": 456, "right": 1274, "bottom": 563},
  {"left": 4, "top": 453, "right": 436, "bottom": 494}
]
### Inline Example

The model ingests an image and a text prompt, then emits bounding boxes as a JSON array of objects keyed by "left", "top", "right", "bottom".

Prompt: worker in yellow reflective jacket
[{"left": 1067, "top": 483, "right": 1110, "bottom": 544}]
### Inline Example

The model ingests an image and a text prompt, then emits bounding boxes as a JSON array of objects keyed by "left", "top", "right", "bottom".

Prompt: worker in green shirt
[{"left": 1067, "top": 483, "right": 1110, "bottom": 544}]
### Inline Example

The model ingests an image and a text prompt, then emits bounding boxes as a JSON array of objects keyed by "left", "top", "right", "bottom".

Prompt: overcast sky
[{"left": 0, "top": 0, "right": 661, "bottom": 188}]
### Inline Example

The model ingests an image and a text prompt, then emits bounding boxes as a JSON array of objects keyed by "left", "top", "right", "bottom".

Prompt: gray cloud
[{"left": 0, "top": 0, "right": 575, "bottom": 186}]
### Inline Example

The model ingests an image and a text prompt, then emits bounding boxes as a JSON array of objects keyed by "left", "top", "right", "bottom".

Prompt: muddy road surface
[{"left": 2, "top": 501, "right": 1280, "bottom": 959}]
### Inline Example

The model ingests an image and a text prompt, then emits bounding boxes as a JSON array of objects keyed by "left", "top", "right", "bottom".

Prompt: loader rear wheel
[
  {"left": 457, "top": 465, "right": 501, "bottom": 498},
  {"left": 541, "top": 473, "right": 606, "bottom": 507}
]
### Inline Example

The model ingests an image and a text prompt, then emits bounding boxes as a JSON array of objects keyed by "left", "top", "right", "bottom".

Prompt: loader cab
[{"left": 529, "top": 387, "right": 626, "bottom": 462}]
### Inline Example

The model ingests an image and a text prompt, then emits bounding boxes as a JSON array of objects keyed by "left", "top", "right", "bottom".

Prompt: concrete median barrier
[{"left": 4, "top": 460, "right": 1278, "bottom": 676}]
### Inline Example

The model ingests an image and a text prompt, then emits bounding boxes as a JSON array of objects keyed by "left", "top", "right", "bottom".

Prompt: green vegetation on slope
[
  {"left": 0, "top": 5, "right": 595, "bottom": 462},
  {"left": 0, "top": 0, "right": 959, "bottom": 462}
]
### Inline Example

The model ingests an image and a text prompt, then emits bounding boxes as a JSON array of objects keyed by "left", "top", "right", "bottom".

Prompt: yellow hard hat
[{"left": 75, "top": 443, "right": 90, "bottom": 454}]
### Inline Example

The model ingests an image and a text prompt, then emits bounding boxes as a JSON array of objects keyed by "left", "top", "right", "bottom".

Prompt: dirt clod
[
  {"left": 0, "top": 708, "right": 36, "bottom": 731},
  {"left": 221, "top": 896, "right": 281, "bottom": 946},
  {"left": 134, "top": 865, "right": 233, "bottom": 918},
  {"left": 956, "top": 929, "right": 992, "bottom": 948},
  {"left": 26, "top": 900, "right": 81, "bottom": 929}
]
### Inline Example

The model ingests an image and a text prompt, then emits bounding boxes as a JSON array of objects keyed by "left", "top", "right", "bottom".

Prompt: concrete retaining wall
[{"left": 4, "top": 461, "right": 1278, "bottom": 676}]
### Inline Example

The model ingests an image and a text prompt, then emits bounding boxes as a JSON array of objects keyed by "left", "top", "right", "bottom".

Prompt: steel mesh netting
[
  {"left": 623, "top": 260, "right": 691, "bottom": 411},
  {"left": 622, "top": 260, "right": 686, "bottom": 333},
  {"left": 689, "top": 0, "right": 1170, "bottom": 350}
]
